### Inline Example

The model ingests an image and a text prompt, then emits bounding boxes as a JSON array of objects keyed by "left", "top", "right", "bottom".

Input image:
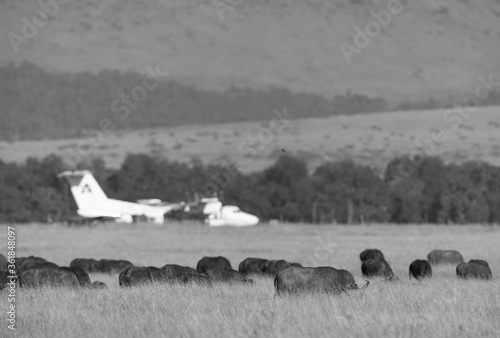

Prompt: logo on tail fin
[{"left": 82, "top": 184, "right": 92, "bottom": 194}]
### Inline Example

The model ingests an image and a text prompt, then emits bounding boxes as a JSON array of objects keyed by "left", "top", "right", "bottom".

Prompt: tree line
[
  {"left": 3, "top": 62, "right": 500, "bottom": 142},
  {"left": 0, "top": 62, "right": 389, "bottom": 142},
  {"left": 1, "top": 153, "right": 499, "bottom": 225}
]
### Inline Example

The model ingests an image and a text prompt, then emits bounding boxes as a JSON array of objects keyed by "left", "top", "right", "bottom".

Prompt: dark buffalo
[
  {"left": 16, "top": 256, "right": 58, "bottom": 273},
  {"left": 0, "top": 253, "right": 8, "bottom": 271},
  {"left": 456, "top": 261, "right": 492, "bottom": 280},
  {"left": 196, "top": 256, "right": 232, "bottom": 273},
  {"left": 263, "top": 260, "right": 302, "bottom": 276},
  {"left": 161, "top": 264, "right": 198, "bottom": 277},
  {"left": 19, "top": 262, "right": 59, "bottom": 273},
  {"left": 468, "top": 259, "right": 489, "bottom": 267},
  {"left": 18, "top": 266, "right": 104, "bottom": 288},
  {"left": 338, "top": 269, "right": 356, "bottom": 286},
  {"left": 121, "top": 265, "right": 213, "bottom": 287},
  {"left": 15, "top": 257, "right": 26, "bottom": 268},
  {"left": 16, "top": 256, "right": 47, "bottom": 267},
  {"left": 176, "top": 272, "right": 212, "bottom": 286},
  {"left": 238, "top": 257, "right": 269, "bottom": 275},
  {"left": 0, "top": 271, "right": 12, "bottom": 290},
  {"left": 204, "top": 268, "right": 253, "bottom": 284},
  {"left": 119, "top": 266, "right": 168, "bottom": 286},
  {"left": 92, "top": 281, "right": 107, "bottom": 288},
  {"left": 70, "top": 258, "right": 98, "bottom": 273},
  {"left": 94, "top": 259, "right": 133, "bottom": 273},
  {"left": 162, "top": 265, "right": 212, "bottom": 286},
  {"left": 275, "top": 266, "right": 369, "bottom": 295},
  {"left": 362, "top": 259, "right": 398, "bottom": 281},
  {"left": 409, "top": 259, "right": 432, "bottom": 280},
  {"left": 427, "top": 250, "right": 464, "bottom": 265},
  {"left": 16, "top": 256, "right": 46, "bottom": 267},
  {"left": 359, "top": 249, "right": 385, "bottom": 263}
]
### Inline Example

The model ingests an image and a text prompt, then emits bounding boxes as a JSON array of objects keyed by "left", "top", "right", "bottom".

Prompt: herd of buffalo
[{"left": 0, "top": 249, "right": 493, "bottom": 295}]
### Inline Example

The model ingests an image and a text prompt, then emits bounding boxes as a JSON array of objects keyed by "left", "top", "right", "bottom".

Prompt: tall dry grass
[{"left": 1, "top": 223, "right": 499, "bottom": 337}]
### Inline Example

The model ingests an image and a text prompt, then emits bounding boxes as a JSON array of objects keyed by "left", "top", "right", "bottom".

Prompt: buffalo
[
  {"left": 359, "top": 249, "right": 385, "bottom": 262},
  {"left": 238, "top": 257, "right": 269, "bottom": 275},
  {"left": 196, "top": 256, "right": 253, "bottom": 283},
  {"left": 274, "top": 266, "right": 369, "bottom": 295},
  {"left": 338, "top": 269, "right": 356, "bottom": 285},
  {"left": 196, "top": 256, "right": 232, "bottom": 273},
  {"left": 0, "top": 271, "right": 12, "bottom": 290},
  {"left": 359, "top": 249, "right": 385, "bottom": 263},
  {"left": 15, "top": 256, "right": 45, "bottom": 268},
  {"left": 16, "top": 255, "right": 47, "bottom": 266},
  {"left": 16, "top": 256, "right": 58, "bottom": 273},
  {"left": 427, "top": 250, "right": 464, "bottom": 265},
  {"left": 119, "top": 266, "right": 210, "bottom": 287},
  {"left": 161, "top": 264, "right": 198, "bottom": 277},
  {"left": 263, "top": 260, "right": 303, "bottom": 277},
  {"left": 92, "top": 281, "right": 107, "bottom": 288},
  {"left": 204, "top": 268, "right": 253, "bottom": 284},
  {"left": 15, "top": 257, "right": 26, "bottom": 268},
  {"left": 362, "top": 258, "right": 398, "bottom": 281},
  {"left": 456, "top": 261, "right": 492, "bottom": 280},
  {"left": 0, "top": 253, "right": 8, "bottom": 271},
  {"left": 409, "top": 259, "right": 432, "bottom": 280},
  {"left": 70, "top": 258, "right": 98, "bottom": 273},
  {"left": 176, "top": 272, "right": 212, "bottom": 286},
  {"left": 18, "top": 266, "right": 105, "bottom": 288},
  {"left": 94, "top": 259, "right": 133, "bottom": 273},
  {"left": 119, "top": 266, "right": 168, "bottom": 286},
  {"left": 468, "top": 259, "right": 489, "bottom": 267}
]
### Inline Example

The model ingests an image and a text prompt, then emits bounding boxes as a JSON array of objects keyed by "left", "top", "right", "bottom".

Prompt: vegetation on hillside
[
  {"left": 1, "top": 152, "right": 500, "bottom": 225},
  {"left": 0, "top": 62, "right": 390, "bottom": 141},
  {"left": 2, "top": 63, "right": 500, "bottom": 142}
]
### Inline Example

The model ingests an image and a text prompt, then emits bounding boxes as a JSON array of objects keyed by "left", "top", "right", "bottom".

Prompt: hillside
[
  {"left": 1, "top": 0, "right": 500, "bottom": 103},
  {"left": 0, "top": 62, "right": 390, "bottom": 141},
  {"left": 1, "top": 106, "right": 499, "bottom": 173}
]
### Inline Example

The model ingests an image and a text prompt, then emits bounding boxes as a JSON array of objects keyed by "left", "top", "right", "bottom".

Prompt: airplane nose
[{"left": 250, "top": 215, "right": 259, "bottom": 225}]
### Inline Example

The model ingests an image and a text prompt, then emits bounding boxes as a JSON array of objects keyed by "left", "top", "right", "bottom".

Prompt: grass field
[{"left": 1, "top": 222, "right": 499, "bottom": 337}]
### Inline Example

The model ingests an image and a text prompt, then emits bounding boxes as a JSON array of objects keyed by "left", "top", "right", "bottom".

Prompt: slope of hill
[
  {"left": 1, "top": 106, "right": 499, "bottom": 173},
  {"left": 0, "top": 62, "right": 390, "bottom": 141},
  {"left": 1, "top": 0, "right": 500, "bottom": 103}
]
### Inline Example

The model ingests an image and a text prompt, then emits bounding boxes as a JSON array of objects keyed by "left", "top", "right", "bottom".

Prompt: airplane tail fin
[{"left": 58, "top": 170, "right": 108, "bottom": 212}]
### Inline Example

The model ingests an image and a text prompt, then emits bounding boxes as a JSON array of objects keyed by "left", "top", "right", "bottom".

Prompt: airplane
[
  {"left": 58, "top": 170, "right": 182, "bottom": 224},
  {"left": 167, "top": 196, "right": 259, "bottom": 227}
]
